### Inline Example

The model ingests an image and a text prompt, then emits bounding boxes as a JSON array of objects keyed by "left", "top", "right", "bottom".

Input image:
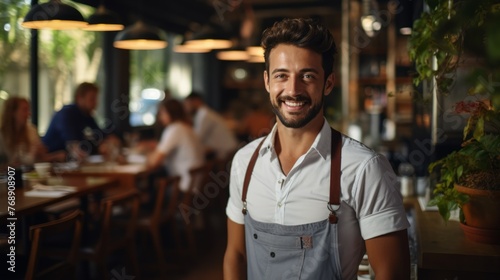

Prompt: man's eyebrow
[
  {"left": 300, "top": 68, "right": 320, "bottom": 74},
  {"left": 271, "top": 68, "right": 289, "bottom": 74},
  {"left": 270, "top": 68, "right": 320, "bottom": 74}
]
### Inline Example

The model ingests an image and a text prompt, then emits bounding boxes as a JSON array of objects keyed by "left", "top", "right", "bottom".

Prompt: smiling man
[{"left": 223, "top": 18, "right": 410, "bottom": 280}]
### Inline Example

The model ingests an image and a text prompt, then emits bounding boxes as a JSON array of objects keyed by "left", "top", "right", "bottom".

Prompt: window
[
  {"left": 129, "top": 48, "right": 169, "bottom": 127},
  {"left": 0, "top": 1, "right": 100, "bottom": 135}
]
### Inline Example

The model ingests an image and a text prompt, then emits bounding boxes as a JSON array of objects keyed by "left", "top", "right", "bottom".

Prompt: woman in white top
[
  {"left": 0, "top": 97, "right": 64, "bottom": 167},
  {"left": 147, "top": 98, "right": 205, "bottom": 192}
]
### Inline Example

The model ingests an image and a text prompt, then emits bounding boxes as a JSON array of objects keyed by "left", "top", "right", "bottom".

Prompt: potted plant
[
  {"left": 409, "top": 0, "right": 500, "bottom": 244},
  {"left": 427, "top": 100, "right": 500, "bottom": 242}
]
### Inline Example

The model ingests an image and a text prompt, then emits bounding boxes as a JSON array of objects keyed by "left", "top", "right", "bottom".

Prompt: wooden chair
[
  {"left": 135, "top": 163, "right": 213, "bottom": 275},
  {"left": 25, "top": 210, "right": 83, "bottom": 280},
  {"left": 210, "top": 151, "right": 236, "bottom": 211},
  {"left": 79, "top": 190, "right": 140, "bottom": 280},
  {"left": 174, "top": 163, "right": 214, "bottom": 258},
  {"left": 136, "top": 175, "right": 181, "bottom": 277}
]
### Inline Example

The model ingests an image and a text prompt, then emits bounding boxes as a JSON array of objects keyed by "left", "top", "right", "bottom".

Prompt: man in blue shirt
[{"left": 42, "top": 82, "right": 107, "bottom": 157}]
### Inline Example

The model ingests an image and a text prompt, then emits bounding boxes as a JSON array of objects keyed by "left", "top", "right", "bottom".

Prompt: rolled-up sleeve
[
  {"left": 354, "top": 154, "right": 410, "bottom": 239},
  {"left": 226, "top": 149, "right": 246, "bottom": 225}
]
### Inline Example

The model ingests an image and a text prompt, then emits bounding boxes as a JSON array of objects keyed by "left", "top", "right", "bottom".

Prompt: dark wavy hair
[
  {"left": 261, "top": 18, "right": 337, "bottom": 80},
  {"left": 160, "top": 98, "right": 188, "bottom": 123},
  {"left": 0, "top": 97, "right": 30, "bottom": 153}
]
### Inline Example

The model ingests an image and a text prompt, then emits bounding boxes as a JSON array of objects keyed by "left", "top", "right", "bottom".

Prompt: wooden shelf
[{"left": 405, "top": 198, "right": 500, "bottom": 279}]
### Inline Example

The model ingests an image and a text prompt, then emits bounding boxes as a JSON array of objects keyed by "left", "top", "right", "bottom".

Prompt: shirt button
[
  {"left": 253, "top": 234, "right": 258, "bottom": 239},
  {"left": 278, "top": 202, "right": 282, "bottom": 207},
  {"left": 270, "top": 252, "right": 275, "bottom": 258}
]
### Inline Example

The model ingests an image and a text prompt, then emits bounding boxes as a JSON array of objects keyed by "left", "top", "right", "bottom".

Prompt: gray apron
[{"left": 242, "top": 129, "right": 343, "bottom": 280}]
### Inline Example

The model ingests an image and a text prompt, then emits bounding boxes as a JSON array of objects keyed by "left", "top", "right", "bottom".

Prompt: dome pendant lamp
[
  {"left": 113, "top": 20, "right": 168, "bottom": 50},
  {"left": 22, "top": 0, "right": 88, "bottom": 30},
  {"left": 184, "top": 25, "right": 233, "bottom": 50},
  {"left": 83, "top": 4, "right": 124, "bottom": 31}
]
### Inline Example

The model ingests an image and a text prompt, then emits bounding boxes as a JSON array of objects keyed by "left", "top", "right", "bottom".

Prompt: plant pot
[
  {"left": 459, "top": 222, "right": 500, "bottom": 245},
  {"left": 455, "top": 184, "right": 500, "bottom": 229},
  {"left": 455, "top": 184, "right": 500, "bottom": 244}
]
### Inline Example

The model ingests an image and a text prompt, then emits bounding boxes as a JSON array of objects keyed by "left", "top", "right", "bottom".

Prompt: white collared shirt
[
  {"left": 226, "top": 118, "right": 409, "bottom": 279},
  {"left": 157, "top": 122, "right": 205, "bottom": 191},
  {"left": 193, "top": 106, "right": 238, "bottom": 160}
]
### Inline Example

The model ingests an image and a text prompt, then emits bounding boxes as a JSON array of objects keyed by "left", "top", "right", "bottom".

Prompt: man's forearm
[{"left": 223, "top": 251, "right": 247, "bottom": 280}]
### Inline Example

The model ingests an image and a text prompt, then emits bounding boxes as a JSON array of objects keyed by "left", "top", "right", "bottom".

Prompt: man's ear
[
  {"left": 324, "top": 73, "right": 335, "bottom": 96},
  {"left": 264, "top": 71, "right": 270, "bottom": 93}
]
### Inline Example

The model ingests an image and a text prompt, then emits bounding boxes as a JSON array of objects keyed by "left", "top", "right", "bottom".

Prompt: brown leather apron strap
[
  {"left": 328, "top": 129, "right": 342, "bottom": 224},
  {"left": 242, "top": 137, "right": 266, "bottom": 214},
  {"left": 241, "top": 128, "right": 342, "bottom": 223}
]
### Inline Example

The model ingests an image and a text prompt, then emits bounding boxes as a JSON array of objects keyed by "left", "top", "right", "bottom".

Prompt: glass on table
[
  {"left": 123, "top": 132, "right": 140, "bottom": 149},
  {"left": 105, "top": 140, "right": 121, "bottom": 163},
  {"left": 66, "top": 140, "right": 90, "bottom": 163},
  {"left": 12, "top": 146, "right": 35, "bottom": 170}
]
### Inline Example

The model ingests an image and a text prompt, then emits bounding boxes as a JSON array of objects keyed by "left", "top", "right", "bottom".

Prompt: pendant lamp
[
  {"left": 113, "top": 20, "right": 167, "bottom": 50},
  {"left": 216, "top": 48, "right": 250, "bottom": 61},
  {"left": 173, "top": 44, "right": 211, "bottom": 53},
  {"left": 22, "top": 0, "right": 88, "bottom": 30},
  {"left": 186, "top": 38, "right": 233, "bottom": 50},
  {"left": 247, "top": 54, "right": 264, "bottom": 63},
  {"left": 246, "top": 46, "right": 263, "bottom": 57},
  {"left": 184, "top": 25, "right": 233, "bottom": 50},
  {"left": 83, "top": 4, "right": 124, "bottom": 31}
]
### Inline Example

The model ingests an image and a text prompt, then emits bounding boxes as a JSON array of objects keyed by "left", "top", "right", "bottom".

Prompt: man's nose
[{"left": 285, "top": 76, "right": 304, "bottom": 96}]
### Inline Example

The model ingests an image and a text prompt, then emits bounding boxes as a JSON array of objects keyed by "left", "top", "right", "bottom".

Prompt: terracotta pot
[
  {"left": 459, "top": 222, "right": 500, "bottom": 245},
  {"left": 454, "top": 184, "right": 500, "bottom": 230}
]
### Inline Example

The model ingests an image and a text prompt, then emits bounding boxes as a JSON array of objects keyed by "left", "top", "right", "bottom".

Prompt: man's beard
[{"left": 271, "top": 94, "right": 324, "bottom": 129}]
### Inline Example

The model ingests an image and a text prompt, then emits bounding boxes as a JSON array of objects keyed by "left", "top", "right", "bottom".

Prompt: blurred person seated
[
  {"left": 42, "top": 82, "right": 118, "bottom": 161},
  {"left": 0, "top": 97, "right": 65, "bottom": 168},
  {"left": 183, "top": 92, "right": 238, "bottom": 161},
  {"left": 144, "top": 98, "right": 205, "bottom": 193}
]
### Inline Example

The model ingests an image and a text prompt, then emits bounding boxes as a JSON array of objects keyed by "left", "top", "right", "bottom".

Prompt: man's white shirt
[{"left": 226, "top": 119, "right": 409, "bottom": 279}]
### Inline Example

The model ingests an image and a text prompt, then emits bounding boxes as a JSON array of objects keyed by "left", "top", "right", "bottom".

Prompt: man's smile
[{"left": 278, "top": 96, "right": 310, "bottom": 112}]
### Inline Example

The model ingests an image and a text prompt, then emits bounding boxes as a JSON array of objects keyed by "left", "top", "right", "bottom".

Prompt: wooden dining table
[
  {"left": 1, "top": 175, "right": 118, "bottom": 263},
  {"left": 0, "top": 176, "right": 117, "bottom": 218},
  {"left": 55, "top": 161, "right": 155, "bottom": 191}
]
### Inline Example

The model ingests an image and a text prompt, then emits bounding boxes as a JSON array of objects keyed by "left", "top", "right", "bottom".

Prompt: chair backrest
[
  {"left": 177, "top": 163, "right": 213, "bottom": 223},
  {"left": 96, "top": 190, "right": 140, "bottom": 252},
  {"left": 152, "top": 175, "right": 181, "bottom": 224},
  {"left": 185, "top": 163, "right": 212, "bottom": 199},
  {"left": 25, "top": 210, "right": 83, "bottom": 280},
  {"left": 150, "top": 165, "right": 210, "bottom": 227}
]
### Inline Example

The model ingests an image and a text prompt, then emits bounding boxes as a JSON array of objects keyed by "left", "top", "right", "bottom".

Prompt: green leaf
[
  {"left": 485, "top": 15, "right": 500, "bottom": 62},
  {"left": 425, "top": 0, "right": 440, "bottom": 10},
  {"left": 459, "top": 209, "right": 466, "bottom": 224},
  {"left": 438, "top": 203, "right": 451, "bottom": 222},
  {"left": 473, "top": 117, "right": 485, "bottom": 140},
  {"left": 457, "top": 165, "right": 463, "bottom": 178}
]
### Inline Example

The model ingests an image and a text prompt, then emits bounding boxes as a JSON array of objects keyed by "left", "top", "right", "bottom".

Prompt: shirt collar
[{"left": 259, "top": 117, "right": 332, "bottom": 160}]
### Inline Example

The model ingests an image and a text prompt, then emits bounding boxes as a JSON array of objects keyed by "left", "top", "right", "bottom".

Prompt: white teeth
[{"left": 284, "top": 101, "right": 304, "bottom": 107}]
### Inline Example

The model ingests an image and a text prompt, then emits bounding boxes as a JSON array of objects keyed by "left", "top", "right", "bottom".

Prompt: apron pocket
[
  {"left": 249, "top": 228, "right": 309, "bottom": 280},
  {"left": 265, "top": 247, "right": 305, "bottom": 280}
]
